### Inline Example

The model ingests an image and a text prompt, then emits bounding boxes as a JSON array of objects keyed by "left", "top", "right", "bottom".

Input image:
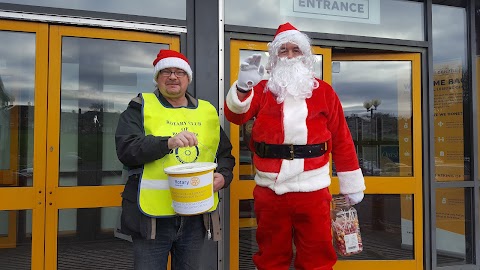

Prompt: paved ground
[
  {"left": 0, "top": 228, "right": 465, "bottom": 270},
  {"left": 239, "top": 223, "right": 465, "bottom": 270},
  {"left": 0, "top": 239, "right": 134, "bottom": 270}
]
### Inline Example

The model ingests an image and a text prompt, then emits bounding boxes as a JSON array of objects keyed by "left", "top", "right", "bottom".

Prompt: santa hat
[
  {"left": 269, "top": 22, "right": 311, "bottom": 56},
  {"left": 153, "top": 49, "right": 193, "bottom": 84}
]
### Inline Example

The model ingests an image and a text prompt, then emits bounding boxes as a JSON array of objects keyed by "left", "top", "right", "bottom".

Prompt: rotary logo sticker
[{"left": 190, "top": 177, "right": 200, "bottom": 186}]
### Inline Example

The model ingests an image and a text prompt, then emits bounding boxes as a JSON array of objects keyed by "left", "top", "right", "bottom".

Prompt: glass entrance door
[
  {"left": 228, "top": 42, "right": 423, "bottom": 270},
  {"left": 45, "top": 25, "right": 179, "bottom": 270},
  {"left": 0, "top": 20, "right": 180, "bottom": 270},
  {"left": 0, "top": 19, "right": 48, "bottom": 270},
  {"left": 331, "top": 53, "right": 422, "bottom": 270}
]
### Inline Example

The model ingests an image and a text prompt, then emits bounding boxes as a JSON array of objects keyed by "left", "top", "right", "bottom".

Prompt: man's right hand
[
  {"left": 168, "top": 131, "right": 198, "bottom": 149},
  {"left": 237, "top": 54, "right": 265, "bottom": 91}
]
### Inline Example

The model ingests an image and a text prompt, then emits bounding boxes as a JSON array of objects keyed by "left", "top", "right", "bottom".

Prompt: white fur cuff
[
  {"left": 338, "top": 168, "right": 366, "bottom": 194},
  {"left": 225, "top": 81, "right": 254, "bottom": 114}
]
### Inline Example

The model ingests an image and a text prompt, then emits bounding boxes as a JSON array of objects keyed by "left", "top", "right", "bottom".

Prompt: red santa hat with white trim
[
  {"left": 269, "top": 22, "right": 312, "bottom": 56},
  {"left": 153, "top": 49, "right": 193, "bottom": 84}
]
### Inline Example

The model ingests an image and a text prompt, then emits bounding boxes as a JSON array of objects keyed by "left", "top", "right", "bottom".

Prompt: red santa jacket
[{"left": 225, "top": 79, "right": 365, "bottom": 195}]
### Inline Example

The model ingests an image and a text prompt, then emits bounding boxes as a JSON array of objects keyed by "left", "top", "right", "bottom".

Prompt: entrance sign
[{"left": 281, "top": 0, "right": 380, "bottom": 24}]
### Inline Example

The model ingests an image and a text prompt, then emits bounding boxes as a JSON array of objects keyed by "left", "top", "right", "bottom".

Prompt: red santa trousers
[{"left": 253, "top": 186, "right": 337, "bottom": 270}]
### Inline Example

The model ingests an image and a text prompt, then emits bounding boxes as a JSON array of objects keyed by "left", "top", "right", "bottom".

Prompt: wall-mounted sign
[
  {"left": 433, "top": 59, "right": 465, "bottom": 182},
  {"left": 281, "top": 0, "right": 380, "bottom": 24}
]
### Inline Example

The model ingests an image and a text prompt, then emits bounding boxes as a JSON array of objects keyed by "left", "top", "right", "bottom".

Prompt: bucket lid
[{"left": 164, "top": 162, "right": 218, "bottom": 175}]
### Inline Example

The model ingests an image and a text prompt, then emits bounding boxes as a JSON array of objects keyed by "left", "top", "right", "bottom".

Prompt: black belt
[{"left": 254, "top": 141, "right": 328, "bottom": 160}]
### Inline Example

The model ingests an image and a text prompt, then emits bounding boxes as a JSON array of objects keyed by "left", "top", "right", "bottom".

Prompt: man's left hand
[
  {"left": 345, "top": 191, "right": 364, "bottom": 205},
  {"left": 213, "top": 172, "right": 225, "bottom": 192}
]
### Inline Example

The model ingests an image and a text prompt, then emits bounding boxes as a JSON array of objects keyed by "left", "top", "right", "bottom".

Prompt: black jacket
[{"left": 115, "top": 90, "right": 235, "bottom": 238}]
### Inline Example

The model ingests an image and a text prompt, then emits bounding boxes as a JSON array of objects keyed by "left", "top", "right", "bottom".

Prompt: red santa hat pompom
[
  {"left": 269, "top": 22, "right": 312, "bottom": 57},
  {"left": 153, "top": 49, "right": 193, "bottom": 84}
]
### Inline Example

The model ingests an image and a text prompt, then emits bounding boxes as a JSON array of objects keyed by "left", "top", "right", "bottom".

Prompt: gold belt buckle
[{"left": 288, "top": 144, "right": 294, "bottom": 160}]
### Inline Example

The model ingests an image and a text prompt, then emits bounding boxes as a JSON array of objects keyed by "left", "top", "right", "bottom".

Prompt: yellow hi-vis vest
[{"left": 138, "top": 93, "right": 220, "bottom": 217}]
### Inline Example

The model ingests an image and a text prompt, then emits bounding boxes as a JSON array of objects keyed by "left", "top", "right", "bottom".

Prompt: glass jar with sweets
[{"left": 331, "top": 195, "right": 363, "bottom": 256}]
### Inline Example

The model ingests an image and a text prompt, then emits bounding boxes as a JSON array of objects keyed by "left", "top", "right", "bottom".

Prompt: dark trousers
[{"left": 132, "top": 215, "right": 205, "bottom": 270}]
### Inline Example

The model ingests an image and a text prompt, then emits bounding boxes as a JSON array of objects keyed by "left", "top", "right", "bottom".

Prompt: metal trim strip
[{"left": 0, "top": 11, "right": 187, "bottom": 33}]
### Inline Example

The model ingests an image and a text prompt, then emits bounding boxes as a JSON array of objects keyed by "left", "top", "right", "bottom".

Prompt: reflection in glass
[
  {"left": 57, "top": 207, "right": 133, "bottom": 270},
  {"left": 238, "top": 50, "right": 323, "bottom": 81},
  {"left": 332, "top": 61, "right": 413, "bottom": 177},
  {"left": 59, "top": 37, "right": 168, "bottom": 186},
  {"left": 0, "top": 31, "right": 35, "bottom": 188},
  {"left": 226, "top": 0, "right": 424, "bottom": 41},
  {"left": 350, "top": 194, "right": 414, "bottom": 261},
  {"left": 236, "top": 50, "right": 322, "bottom": 181},
  {"left": 0, "top": 210, "right": 33, "bottom": 270},
  {"left": 361, "top": 146, "right": 378, "bottom": 176},
  {"left": 435, "top": 188, "right": 472, "bottom": 266},
  {"left": 432, "top": 5, "right": 469, "bottom": 182},
  {"left": 238, "top": 195, "right": 414, "bottom": 264}
]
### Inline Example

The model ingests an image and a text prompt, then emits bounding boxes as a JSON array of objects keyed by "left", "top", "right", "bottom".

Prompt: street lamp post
[
  {"left": 363, "top": 99, "right": 384, "bottom": 231},
  {"left": 362, "top": 99, "right": 382, "bottom": 174},
  {"left": 363, "top": 99, "right": 382, "bottom": 119}
]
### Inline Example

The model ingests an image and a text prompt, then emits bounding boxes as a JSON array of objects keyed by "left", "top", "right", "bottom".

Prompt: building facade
[{"left": 0, "top": 0, "right": 478, "bottom": 269}]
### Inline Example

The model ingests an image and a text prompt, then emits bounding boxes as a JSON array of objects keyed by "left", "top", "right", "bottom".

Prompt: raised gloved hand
[
  {"left": 344, "top": 191, "right": 364, "bottom": 205},
  {"left": 237, "top": 54, "right": 265, "bottom": 91}
]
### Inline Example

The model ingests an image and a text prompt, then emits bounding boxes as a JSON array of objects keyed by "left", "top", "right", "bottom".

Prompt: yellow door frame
[
  {"left": 0, "top": 19, "right": 49, "bottom": 269},
  {"left": 228, "top": 40, "right": 423, "bottom": 270}
]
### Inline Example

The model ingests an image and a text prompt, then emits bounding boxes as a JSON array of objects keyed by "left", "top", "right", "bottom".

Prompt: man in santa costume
[{"left": 224, "top": 22, "right": 366, "bottom": 270}]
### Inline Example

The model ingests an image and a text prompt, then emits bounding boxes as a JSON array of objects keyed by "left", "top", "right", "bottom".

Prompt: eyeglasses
[{"left": 159, "top": 69, "right": 187, "bottom": 77}]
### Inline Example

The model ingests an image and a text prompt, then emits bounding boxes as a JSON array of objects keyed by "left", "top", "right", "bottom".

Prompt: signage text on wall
[{"left": 281, "top": 0, "right": 380, "bottom": 24}]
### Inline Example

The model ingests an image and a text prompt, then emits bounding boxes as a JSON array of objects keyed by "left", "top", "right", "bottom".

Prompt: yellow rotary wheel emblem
[
  {"left": 174, "top": 145, "right": 199, "bottom": 164},
  {"left": 190, "top": 177, "right": 200, "bottom": 186}
]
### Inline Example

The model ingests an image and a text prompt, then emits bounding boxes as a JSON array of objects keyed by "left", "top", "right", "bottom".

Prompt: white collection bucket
[{"left": 163, "top": 162, "right": 218, "bottom": 215}]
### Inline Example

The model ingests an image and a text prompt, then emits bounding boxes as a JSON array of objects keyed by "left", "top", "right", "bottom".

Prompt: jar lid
[{"left": 332, "top": 195, "right": 349, "bottom": 208}]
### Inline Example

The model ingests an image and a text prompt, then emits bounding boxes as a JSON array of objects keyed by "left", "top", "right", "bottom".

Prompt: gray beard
[{"left": 266, "top": 57, "right": 317, "bottom": 103}]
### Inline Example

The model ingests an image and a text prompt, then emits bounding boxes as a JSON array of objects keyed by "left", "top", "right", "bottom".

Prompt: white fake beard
[{"left": 266, "top": 57, "right": 318, "bottom": 103}]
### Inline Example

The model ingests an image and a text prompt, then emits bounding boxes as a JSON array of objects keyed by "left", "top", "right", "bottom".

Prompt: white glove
[
  {"left": 237, "top": 54, "right": 265, "bottom": 91},
  {"left": 344, "top": 191, "right": 364, "bottom": 205}
]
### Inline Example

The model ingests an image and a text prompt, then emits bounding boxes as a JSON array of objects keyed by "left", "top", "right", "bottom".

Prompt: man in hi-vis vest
[{"left": 115, "top": 49, "right": 235, "bottom": 270}]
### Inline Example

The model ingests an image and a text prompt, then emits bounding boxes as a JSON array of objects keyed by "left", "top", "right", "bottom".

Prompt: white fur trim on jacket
[
  {"left": 255, "top": 162, "right": 331, "bottom": 195},
  {"left": 338, "top": 168, "right": 366, "bottom": 194},
  {"left": 283, "top": 95, "right": 308, "bottom": 144},
  {"left": 225, "top": 81, "right": 254, "bottom": 114}
]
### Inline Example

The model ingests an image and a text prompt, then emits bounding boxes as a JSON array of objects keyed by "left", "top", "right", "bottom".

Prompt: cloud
[
  {"left": 432, "top": 5, "right": 467, "bottom": 63},
  {"left": 332, "top": 61, "right": 412, "bottom": 117}
]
